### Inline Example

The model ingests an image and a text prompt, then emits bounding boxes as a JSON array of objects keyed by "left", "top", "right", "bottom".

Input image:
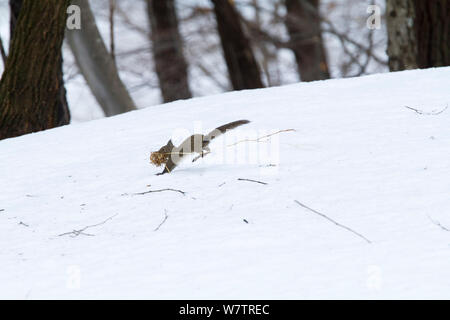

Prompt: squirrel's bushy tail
[{"left": 205, "top": 119, "right": 250, "bottom": 142}]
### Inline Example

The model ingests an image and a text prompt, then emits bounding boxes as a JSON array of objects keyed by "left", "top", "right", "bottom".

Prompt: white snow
[{"left": 1, "top": 67, "right": 450, "bottom": 299}]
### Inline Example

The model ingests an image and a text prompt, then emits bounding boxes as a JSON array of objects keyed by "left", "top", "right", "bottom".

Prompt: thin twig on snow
[
  {"left": 58, "top": 214, "right": 118, "bottom": 238},
  {"left": 405, "top": 105, "right": 448, "bottom": 115},
  {"left": 133, "top": 188, "right": 186, "bottom": 196},
  {"left": 154, "top": 210, "right": 169, "bottom": 232},
  {"left": 428, "top": 215, "right": 450, "bottom": 232},
  {"left": 238, "top": 178, "right": 268, "bottom": 185},
  {"left": 294, "top": 200, "right": 371, "bottom": 244}
]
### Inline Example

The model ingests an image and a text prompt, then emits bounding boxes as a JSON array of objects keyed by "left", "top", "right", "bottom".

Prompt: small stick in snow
[
  {"left": 227, "top": 129, "right": 296, "bottom": 147},
  {"left": 404, "top": 105, "right": 448, "bottom": 115},
  {"left": 133, "top": 188, "right": 186, "bottom": 196},
  {"left": 294, "top": 200, "right": 371, "bottom": 244},
  {"left": 154, "top": 210, "right": 169, "bottom": 232},
  {"left": 19, "top": 221, "right": 29, "bottom": 227},
  {"left": 0, "top": 209, "right": 4, "bottom": 212},
  {"left": 238, "top": 178, "right": 268, "bottom": 185},
  {"left": 58, "top": 214, "right": 118, "bottom": 238},
  {"left": 427, "top": 215, "right": 450, "bottom": 232}
]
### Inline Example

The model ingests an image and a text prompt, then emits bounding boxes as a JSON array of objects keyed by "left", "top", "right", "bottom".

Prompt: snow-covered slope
[{"left": 1, "top": 68, "right": 449, "bottom": 299}]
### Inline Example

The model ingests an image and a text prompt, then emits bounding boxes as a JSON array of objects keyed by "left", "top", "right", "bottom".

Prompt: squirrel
[{"left": 151, "top": 120, "right": 250, "bottom": 175}]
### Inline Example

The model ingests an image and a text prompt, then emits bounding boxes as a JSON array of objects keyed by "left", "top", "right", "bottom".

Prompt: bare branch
[
  {"left": 133, "top": 188, "right": 186, "bottom": 196},
  {"left": 109, "top": 0, "right": 116, "bottom": 65},
  {"left": 58, "top": 214, "right": 119, "bottom": 238},
  {"left": 238, "top": 178, "right": 268, "bottom": 185},
  {"left": 294, "top": 200, "right": 372, "bottom": 244},
  {"left": 428, "top": 215, "right": 450, "bottom": 232},
  {"left": 154, "top": 210, "right": 169, "bottom": 231},
  {"left": 405, "top": 105, "right": 448, "bottom": 115},
  {"left": 227, "top": 129, "right": 295, "bottom": 147}
]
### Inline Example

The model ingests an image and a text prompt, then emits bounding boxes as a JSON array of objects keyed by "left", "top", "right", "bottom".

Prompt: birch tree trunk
[{"left": 386, "top": 0, "right": 418, "bottom": 71}]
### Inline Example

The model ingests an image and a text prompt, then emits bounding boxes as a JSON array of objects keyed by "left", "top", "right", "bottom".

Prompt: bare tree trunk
[
  {"left": 386, "top": 0, "right": 418, "bottom": 71},
  {"left": 9, "top": 0, "right": 23, "bottom": 43},
  {"left": 251, "top": 0, "right": 281, "bottom": 86},
  {"left": 386, "top": 0, "right": 449, "bottom": 71},
  {"left": 414, "top": 0, "right": 449, "bottom": 68},
  {"left": 0, "top": 0, "right": 70, "bottom": 140},
  {"left": 66, "top": 0, "right": 137, "bottom": 117},
  {"left": 211, "top": 0, "right": 264, "bottom": 90},
  {"left": 285, "top": 0, "right": 330, "bottom": 81},
  {"left": 146, "top": 0, "right": 192, "bottom": 103},
  {"left": 9, "top": 0, "right": 70, "bottom": 125}
]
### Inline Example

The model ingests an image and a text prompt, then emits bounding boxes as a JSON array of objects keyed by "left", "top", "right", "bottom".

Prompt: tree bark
[
  {"left": 9, "top": 0, "right": 70, "bottom": 126},
  {"left": 211, "top": 0, "right": 264, "bottom": 90},
  {"left": 386, "top": 0, "right": 449, "bottom": 71},
  {"left": 285, "top": 0, "right": 330, "bottom": 82},
  {"left": 146, "top": 0, "right": 192, "bottom": 103},
  {"left": 413, "top": 0, "right": 449, "bottom": 68},
  {"left": 0, "top": 0, "right": 70, "bottom": 140},
  {"left": 9, "top": 0, "right": 23, "bottom": 43},
  {"left": 66, "top": 0, "right": 137, "bottom": 117},
  {"left": 386, "top": 0, "right": 418, "bottom": 71}
]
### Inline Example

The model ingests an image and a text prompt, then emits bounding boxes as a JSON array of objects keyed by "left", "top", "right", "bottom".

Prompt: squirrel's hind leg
[{"left": 192, "top": 147, "right": 211, "bottom": 163}]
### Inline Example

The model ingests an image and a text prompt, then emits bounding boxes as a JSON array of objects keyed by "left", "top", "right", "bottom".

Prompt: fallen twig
[
  {"left": 133, "top": 188, "right": 186, "bottom": 196},
  {"left": 238, "top": 178, "right": 268, "bottom": 185},
  {"left": 19, "top": 221, "right": 29, "bottom": 227},
  {"left": 58, "top": 214, "right": 118, "bottom": 238},
  {"left": 227, "top": 129, "right": 296, "bottom": 147},
  {"left": 294, "top": 200, "right": 371, "bottom": 244},
  {"left": 154, "top": 210, "right": 168, "bottom": 232},
  {"left": 405, "top": 105, "right": 448, "bottom": 115},
  {"left": 0, "top": 209, "right": 4, "bottom": 212},
  {"left": 428, "top": 215, "right": 450, "bottom": 232}
]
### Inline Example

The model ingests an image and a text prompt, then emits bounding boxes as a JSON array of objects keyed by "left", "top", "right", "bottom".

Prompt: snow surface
[{"left": 1, "top": 68, "right": 450, "bottom": 299}]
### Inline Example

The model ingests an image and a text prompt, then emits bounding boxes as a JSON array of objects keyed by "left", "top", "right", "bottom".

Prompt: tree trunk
[
  {"left": 0, "top": 0, "right": 70, "bottom": 140},
  {"left": 9, "top": 0, "right": 70, "bottom": 126},
  {"left": 285, "top": 0, "right": 330, "bottom": 82},
  {"left": 66, "top": 0, "right": 137, "bottom": 117},
  {"left": 413, "top": 0, "right": 449, "bottom": 68},
  {"left": 146, "top": 0, "right": 192, "bottom": 103},
  {"left": 211, "top": 0, "right": 264, "bottom": 90},
  {"left": 386, "top": 0, "right": 418, "bottom": 71},
  {"left": 386, "top": 0, "right": 449, "bottom": 71},
  {"left": 9, "top": 0, "right": 23, "bottom": 43}
]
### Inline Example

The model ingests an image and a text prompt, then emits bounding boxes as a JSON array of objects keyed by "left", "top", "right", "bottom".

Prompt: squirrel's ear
[{"left": 167, "top": 139, "right": 174, "bottom": 148}]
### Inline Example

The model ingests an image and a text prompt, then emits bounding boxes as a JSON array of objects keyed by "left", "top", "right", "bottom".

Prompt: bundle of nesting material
[{"left": 150, "top": 151, "right": 169, "bottom": 167}]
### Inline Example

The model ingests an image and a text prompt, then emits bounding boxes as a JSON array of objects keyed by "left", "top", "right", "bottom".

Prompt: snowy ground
[{"left": 1, "top": 67, "right": 449, "bottom": 299}]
